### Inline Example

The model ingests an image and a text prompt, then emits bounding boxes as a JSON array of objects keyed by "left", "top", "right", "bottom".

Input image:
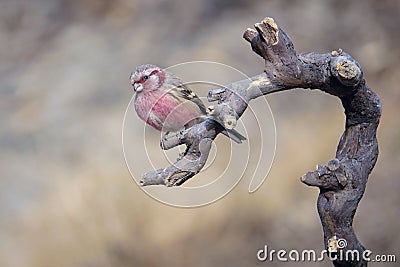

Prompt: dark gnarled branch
[
  {"left": 140, "top": 17, "right": 381, "bottom": 267},
  {"left": 245, "top": 17, "right": 381, "bottom": 267}
]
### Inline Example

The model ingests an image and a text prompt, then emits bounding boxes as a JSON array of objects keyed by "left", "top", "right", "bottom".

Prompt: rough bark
[{"left": 140, "top": 17, "right": 381, "bottom": 267}]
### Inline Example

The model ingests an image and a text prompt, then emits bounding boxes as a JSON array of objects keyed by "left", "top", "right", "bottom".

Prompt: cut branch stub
[
  {"left": 207, "top": 102, "right": 237, "bottom": 130},
  {"left": 207, "top": 87, "right": 229, "bottom": 102},
  {"left": 160, "top": 129, "right": 187, "bottom": 150},
  {"left": 331, "top": 54, "right": 363, "bottom": 87}
]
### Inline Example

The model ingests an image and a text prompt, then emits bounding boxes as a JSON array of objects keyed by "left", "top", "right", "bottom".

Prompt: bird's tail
[
  {"left": 195, "top": 115, "right": 246, "bottom": 144},
  {"left": 222, "top": 129, "right": 246, "bottom": 144}
]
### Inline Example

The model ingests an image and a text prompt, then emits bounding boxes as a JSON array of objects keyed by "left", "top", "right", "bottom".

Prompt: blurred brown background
[{"left": 1, "top": 0, "right": 399, "bottom": 266}]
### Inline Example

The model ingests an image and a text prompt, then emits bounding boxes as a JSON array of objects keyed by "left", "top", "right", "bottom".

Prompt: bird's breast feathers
[{"left": 134, "top": 90, "right": 202, "bottom": 132}]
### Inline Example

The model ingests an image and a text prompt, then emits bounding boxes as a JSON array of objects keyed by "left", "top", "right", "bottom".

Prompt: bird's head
[{"left": 130, "top": 64, "right": 165, "bottom": 92}]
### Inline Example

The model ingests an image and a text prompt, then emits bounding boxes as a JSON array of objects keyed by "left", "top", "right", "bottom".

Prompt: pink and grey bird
[{"left": 130, "top": 64, "right": 246, "bottom": 143}]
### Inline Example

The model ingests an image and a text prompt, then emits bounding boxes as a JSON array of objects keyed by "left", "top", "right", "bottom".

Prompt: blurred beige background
[{"left": 1, "top": 0, "right": 399, "bottom": 266}]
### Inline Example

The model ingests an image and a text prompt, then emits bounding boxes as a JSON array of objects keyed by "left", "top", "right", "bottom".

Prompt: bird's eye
[{"left": 143, "top": 75, "right": 149, "bottom": 80}]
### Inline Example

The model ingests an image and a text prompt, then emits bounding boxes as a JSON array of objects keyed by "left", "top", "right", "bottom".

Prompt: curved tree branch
[{"left": 140, "top": 17, "right": 381, "bottom": 267}]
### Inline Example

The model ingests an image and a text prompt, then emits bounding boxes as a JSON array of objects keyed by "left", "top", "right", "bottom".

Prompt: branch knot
[{"left": 301, "top": 159, "right": 349, "bottom": 190}]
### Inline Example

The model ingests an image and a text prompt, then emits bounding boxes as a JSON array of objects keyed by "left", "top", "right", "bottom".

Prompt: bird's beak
[{"left": 133, "top": 83, "right": 144, "bottom": 92}]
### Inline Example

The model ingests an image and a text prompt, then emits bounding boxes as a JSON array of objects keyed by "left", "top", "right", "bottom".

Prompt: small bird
[{"left": 130, "top": 64, "right": 246, "bottom": 143}]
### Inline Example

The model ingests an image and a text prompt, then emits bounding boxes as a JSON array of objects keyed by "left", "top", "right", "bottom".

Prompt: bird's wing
[{"left": 166, "top": 77, "right": 207, "bottom": 115}]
